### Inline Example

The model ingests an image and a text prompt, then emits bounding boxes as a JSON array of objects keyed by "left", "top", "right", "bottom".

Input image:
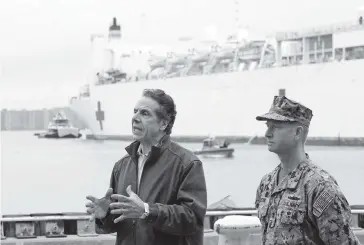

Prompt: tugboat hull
[
  {"left": 34, "top": 111, "right": 82, "bottom": 139},
  {"left": 35, "top": 132, "right": 82, "bottom": 139},
  {"left": 34, "top": 131, "right": 82, "bottom": 139},
  {"left": 193, "top": 148, "right": 234, "bottom": 158}
]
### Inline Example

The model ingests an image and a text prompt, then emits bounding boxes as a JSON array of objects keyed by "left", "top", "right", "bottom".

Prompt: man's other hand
[
  {"left": 110, "top": 185, "right": 145, "bottom": 223},
  {"left": 85, "top": 188, "right": 113, "bottom": 221}
]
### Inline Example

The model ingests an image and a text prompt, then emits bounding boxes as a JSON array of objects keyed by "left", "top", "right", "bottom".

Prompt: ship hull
[{"left": 70, "top": 60, "right": 364, "bottom": 140}]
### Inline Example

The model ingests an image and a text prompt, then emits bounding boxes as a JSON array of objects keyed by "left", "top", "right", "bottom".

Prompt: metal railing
[
  {"left": 0, "top": 208, "right": 363, "bottom": 242},
  {"left": 1, "top": 208, "right": 364, "bottom": 222}
]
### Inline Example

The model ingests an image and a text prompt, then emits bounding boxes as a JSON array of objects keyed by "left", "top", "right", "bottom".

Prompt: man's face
[
  {"left": 131, "top": 96, "right": 165, "bottom": 143},
  {"left": 264, "top": 120, "right": 298, "bottom": 154}
]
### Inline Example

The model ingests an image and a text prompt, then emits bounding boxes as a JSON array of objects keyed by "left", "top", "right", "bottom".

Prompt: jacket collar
[{"left": 125, "top": 135, "right": 171, "bottom": 163}]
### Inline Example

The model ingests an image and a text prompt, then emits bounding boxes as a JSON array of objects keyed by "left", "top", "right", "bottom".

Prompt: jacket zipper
[
  {"left": 134, "top": 154, "right": 149, "bottom": 245},
  {"left": 135, "top": 159, "right": 139, "bottom": 245}
]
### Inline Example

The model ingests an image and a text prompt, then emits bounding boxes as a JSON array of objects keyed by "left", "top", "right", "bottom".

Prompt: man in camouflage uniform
[{"left": 254, "top": 95, "right": 361, "bottom": 245}]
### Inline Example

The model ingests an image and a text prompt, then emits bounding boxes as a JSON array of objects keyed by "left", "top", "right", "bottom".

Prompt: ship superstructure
[{"left": 70, "top": 11, "right": 364, "bottom": 140}]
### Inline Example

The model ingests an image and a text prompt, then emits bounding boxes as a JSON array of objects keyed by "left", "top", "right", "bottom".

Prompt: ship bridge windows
[
  {"left": 335, "top": 48, "right": 344, "bottom": 61},
  {"left": 335, "top": 46, "right": 364, "bottom": 61},
  {"left": 345, "top": 46, "right": 364, "bottom": 60},
  {"left": 309, "top": 51, "right": 333, "bottom": 63},
  {"left": 281, "top": 55, "right": 303, "bottom": 66},
  {"left": 306, "top": 35, "right": 333, "bottom": 52}
]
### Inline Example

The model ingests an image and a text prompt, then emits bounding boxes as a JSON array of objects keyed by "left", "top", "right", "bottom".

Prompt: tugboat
[
  {"left": 34, "top": 112, "right": 82, "bottom": 139},
  {"left": 193, "top": 136, "right": 234, "bottom": 158}
]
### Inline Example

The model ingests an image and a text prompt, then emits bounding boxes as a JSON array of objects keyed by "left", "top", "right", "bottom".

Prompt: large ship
[{"left": 69, "top": 10, "right": 364, "bottom": 142}]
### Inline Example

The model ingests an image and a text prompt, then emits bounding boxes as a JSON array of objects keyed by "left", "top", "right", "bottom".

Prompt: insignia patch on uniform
[{"left": 313, "top": 190, "right": 335, "bottom": 217}]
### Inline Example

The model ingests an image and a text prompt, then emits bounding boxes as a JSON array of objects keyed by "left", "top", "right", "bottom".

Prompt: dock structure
[{"left": 1, "top": 107, "right": 86, "bottom": 131}]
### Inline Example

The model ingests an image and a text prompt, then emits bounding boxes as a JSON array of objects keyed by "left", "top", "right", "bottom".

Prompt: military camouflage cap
[{"left": 256, "top": 96, "right": 313, "bottom": 127}]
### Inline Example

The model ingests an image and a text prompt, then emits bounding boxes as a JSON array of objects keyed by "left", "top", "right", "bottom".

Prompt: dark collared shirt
[
  {"left": 255, "top": 157, "right": 361, "bottom": 245},
  {"left": 136, "top": 144, "right": 150, "bottom": 192},
  {"left": 136, "top": 138, "right": 164, "bottom": 192}
]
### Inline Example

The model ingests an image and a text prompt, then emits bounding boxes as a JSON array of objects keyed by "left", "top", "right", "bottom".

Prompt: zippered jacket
[{"left": 95, "top": 135, "right": 208, "bottom": 245}]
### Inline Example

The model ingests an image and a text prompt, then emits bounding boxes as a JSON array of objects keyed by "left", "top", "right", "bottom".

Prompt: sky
[{"left": 0, "top": 0, "right": 363, "bottom": 109}]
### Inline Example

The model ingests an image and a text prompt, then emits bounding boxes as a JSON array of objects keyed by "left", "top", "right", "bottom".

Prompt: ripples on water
[{"left": 1, "top": 131, "right": 363, "bottom": 215}]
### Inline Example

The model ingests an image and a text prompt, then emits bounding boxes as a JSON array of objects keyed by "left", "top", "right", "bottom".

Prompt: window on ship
[
  {"left": 335, "top": 48, "right": 343, "bottom": 61},
  {"left": 345, "top": 46, "right": 364, "bottom": 60},
  {"left": 334, "top": 46, "right": 364, "bottom": 61}
]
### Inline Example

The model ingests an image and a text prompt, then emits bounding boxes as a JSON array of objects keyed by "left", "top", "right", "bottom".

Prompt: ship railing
[
  {"left": 2, "top": 209, "right": 364, "bottom": 222},
  {"left": 1, "top": 207, "right": 363, "bottom": 234},
  {"left": 2, "top": 209, "right": 363, "bottom": 223}
]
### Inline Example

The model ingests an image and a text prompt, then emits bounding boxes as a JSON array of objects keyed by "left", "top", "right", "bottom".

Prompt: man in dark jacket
[{"left": 85, "top": 89, "right": 208, "bottom": 245}]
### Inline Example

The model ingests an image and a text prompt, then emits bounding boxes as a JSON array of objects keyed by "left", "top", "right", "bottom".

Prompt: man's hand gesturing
[{"left": 85, "top": 188, "right": 113, "bottom": 221}]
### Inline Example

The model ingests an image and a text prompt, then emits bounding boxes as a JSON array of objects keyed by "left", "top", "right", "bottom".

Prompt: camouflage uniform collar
[{"left": 272, "top": 154, "right": 310, "bottom": 193}]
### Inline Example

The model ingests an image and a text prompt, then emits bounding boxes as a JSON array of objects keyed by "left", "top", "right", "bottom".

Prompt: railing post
[
  {"left": 0, "top": 222, "right": 5, "bottom": 240},
  {"left": 45, "top": 220, "right": 67, "bottom": 238},
  {"left": 77, "top": 219, "right": 98, "bottom": 237},
  {"left": 15, "top": 221, "right": 36, "bottom": 239}
]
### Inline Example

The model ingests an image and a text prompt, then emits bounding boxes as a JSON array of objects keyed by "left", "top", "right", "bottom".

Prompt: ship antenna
[
  {"left": 234, "top": 0, "right": 240, "bottom": 32},
  {"left": 233, "top": 0, "right": 241, "bottom": 70}
]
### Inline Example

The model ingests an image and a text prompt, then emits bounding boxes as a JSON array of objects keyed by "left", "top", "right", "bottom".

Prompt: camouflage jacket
[{"left": 255, "top": 157, "right": 361, "bottom": 245}]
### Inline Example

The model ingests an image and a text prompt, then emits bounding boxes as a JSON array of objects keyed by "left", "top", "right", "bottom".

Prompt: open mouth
[{"left": 133, "top": 126, "right": 142, "bottom": 132}]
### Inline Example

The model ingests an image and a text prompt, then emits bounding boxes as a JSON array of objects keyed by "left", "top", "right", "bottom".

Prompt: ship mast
[
  {"left": 234, "top": 0, "right": 240, "bottom": 32},
  {"left": 233, "top": 0, "right": 240, "bottom": 70}
]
